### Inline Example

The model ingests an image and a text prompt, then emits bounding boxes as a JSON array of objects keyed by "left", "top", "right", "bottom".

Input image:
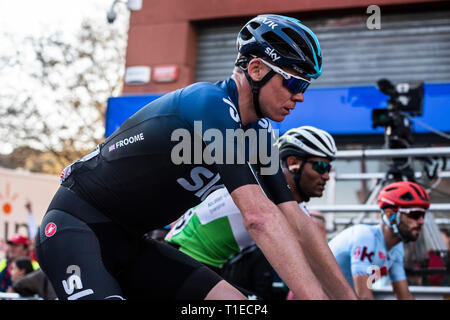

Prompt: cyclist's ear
[
  {"left": 286, "top": 156, "right": 301, "bottom": 173},
  {"left": 247, "top": 58, "right": 268, "bottom": 81},
  {"left": 383, "top": 207, "right": 397, "bottom": 222}
]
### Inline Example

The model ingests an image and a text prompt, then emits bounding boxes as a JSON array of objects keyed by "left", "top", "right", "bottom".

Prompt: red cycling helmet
[{"left": 377, "top": 181, "right": 430, "bottom": 209}]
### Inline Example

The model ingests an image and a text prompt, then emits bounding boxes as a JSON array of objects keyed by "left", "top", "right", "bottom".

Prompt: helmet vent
[
  {"left": 410, "top": 183, "right": 429, "bottom": 201},
  {"left": 385, "top": 187, "right": 397, "bottom": 192},
  {"left": 282, "top": 28, "right": 312, "bottom": 59},
  {"left": 249, "top": 21, "right": 261, "bottom": 29},
  {"left": 262, "top": 31, "right": 298, "bottom": 59},
  {"left": 400, "top": 192, "right": 414, "bottom": 201},
  {"left": 309, "top": 130, "right": 333, "bottom": 154},
  {"left": 240, "top": 27, "right": 253, "bottom": 41},
  {"left": 303, "top": 30, "right": 322, "bottom": 66}
]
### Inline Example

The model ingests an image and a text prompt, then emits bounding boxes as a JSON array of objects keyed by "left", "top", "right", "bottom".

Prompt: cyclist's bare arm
[
  {"left": 279, "top": 201, "right": 358, "bottom": 300},
  {"left": 205, "top": 280, "right": 247, "bottom": 300},
  {"left": 353, "top": 275, "right": 375, "bottom": 300},
  {"left": 231, "top": 184, "right": 329, "bottom": 300},
  {"left": 392, "top": 280, "right": 414, "bottom": 300}
]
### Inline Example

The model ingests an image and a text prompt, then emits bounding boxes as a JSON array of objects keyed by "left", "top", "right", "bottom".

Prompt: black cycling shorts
[{"left": 35, "top": 186, "right": 222, "bottom": 300}]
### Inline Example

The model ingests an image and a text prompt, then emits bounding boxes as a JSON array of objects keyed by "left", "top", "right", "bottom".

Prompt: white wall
[{"left": 0, "top": 167, "right": 59, "bottom": 258}]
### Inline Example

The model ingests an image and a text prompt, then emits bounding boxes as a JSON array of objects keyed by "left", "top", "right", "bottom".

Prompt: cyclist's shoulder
[
  {"left": 180, "top": 80, "right": 241, "bottom": 128},
  {"left": 347, "top": 223, "right": 377, "bottom": 233},
  {"left": 390, "top": 241, "right": 405, "bottom": 256},
  {"left": 334, "top": 224, "right": 377, "bottom": 246},
  {"left": 180, "top": 81, "right": 230, "bottom": 105}
]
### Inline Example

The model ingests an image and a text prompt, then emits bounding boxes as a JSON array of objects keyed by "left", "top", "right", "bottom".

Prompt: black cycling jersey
[
  {"left": 37, "top": 77, "right": 293, "bottom": 300},
  {"left": 60, "top": 78, "right": 292, "bottom": 235}
]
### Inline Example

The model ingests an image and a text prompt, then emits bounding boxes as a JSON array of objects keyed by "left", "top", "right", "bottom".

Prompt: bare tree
[{"left": 0, "top": 13, "right": 128, "bottom": 174}]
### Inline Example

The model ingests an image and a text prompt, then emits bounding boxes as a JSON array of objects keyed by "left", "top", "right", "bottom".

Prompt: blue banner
[{"left": 105, "top": 83, "right": 450, "bottom": 138}]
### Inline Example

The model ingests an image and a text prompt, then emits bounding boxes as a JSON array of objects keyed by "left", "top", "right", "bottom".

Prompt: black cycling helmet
[
  {"left": 235, "top": 14, "right": 322, "bottom": 118},
  {"left": 237, "top": 14, "right": 322, "bottom": 79}
]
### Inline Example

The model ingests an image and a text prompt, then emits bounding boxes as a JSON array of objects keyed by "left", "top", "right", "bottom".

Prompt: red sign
[{"left": 153, "top": 65, "right": 179, "bottom": 83}]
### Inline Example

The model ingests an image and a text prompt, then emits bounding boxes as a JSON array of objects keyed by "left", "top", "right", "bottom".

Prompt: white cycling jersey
[
  {"left": 165, "top": 187, "right": 310, "bottom": 268},
  {"left": 329, "top": 224, "right": 406, "bottom": 288}
]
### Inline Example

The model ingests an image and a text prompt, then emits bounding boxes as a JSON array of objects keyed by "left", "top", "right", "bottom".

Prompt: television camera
[{"left": 372, "top": 79, "right": 425, "bottom": 181}]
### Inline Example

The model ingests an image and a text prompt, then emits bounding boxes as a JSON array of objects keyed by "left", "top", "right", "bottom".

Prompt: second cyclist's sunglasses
[
  {"left": 259, "top": 59, "right": 311, "bottom": 95},
  {"left": 306, "top": 160, "right": 332, "bottom": 175},
  {"left": 397, "top": 207, "right": 427, "bottom": 220}
]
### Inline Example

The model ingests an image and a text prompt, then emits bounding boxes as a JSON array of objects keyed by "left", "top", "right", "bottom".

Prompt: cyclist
[
  {"left": 329, "top": 181, "right": 430, "bottom": 300},
  {"left": 36, "top": 14, "right": 355, "bottom": 300},
  {"left": 165, "top": 126, "right": 346, "bottom": 299}
]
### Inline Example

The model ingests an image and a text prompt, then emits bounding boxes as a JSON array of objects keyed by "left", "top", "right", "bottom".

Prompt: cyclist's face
[
  {"left": 398, "top": 207, "right": 425, "bottom": 242},
  {"left": 298, "top": 157, "right": 331, "bottom": 198},
  {"left": 285, "top": 156, "right": 331, "bottom": 200},
  {"left": 256, "top": 63, "right": 307, "bottom": 122}
]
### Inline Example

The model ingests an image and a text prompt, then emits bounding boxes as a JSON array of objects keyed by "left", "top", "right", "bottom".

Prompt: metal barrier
[
  {"left": 0, "top": 292, "right": 42, "bottom": 300},
  {"left": 336, "top": 146, "right": 450, "bottom": 159},
  {"left": 309, "top": 204, "right": 450, "bottom": 215},
  {"left": 373, "top": 285, "right": 450, "bottom": 300}
]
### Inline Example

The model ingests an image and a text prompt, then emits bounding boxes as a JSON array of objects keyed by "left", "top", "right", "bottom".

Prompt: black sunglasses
[
  {"left": 259, "top": 58, "right": 311, "bottom": 94},
  {"left": 397, "top": 208, "right": 426, "bottom": 221},
  {"left": 306, "top": 160, "right": 332, "bottom": 175}
]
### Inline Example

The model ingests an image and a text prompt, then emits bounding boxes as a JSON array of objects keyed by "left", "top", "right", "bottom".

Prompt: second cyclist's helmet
[
  {"left": 278, "top": 126, "right": 337, "bottom": 161},
  {"left": 237, "top": 14, "right": 322, "bottom": 79},
  {"left": 377, "top": 181, "right": 430, "bottom": 209}
]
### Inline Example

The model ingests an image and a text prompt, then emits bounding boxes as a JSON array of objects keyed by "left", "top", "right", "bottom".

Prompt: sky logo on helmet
[{"left": 265, "top": 47, "right": 280, "bottom": 62}]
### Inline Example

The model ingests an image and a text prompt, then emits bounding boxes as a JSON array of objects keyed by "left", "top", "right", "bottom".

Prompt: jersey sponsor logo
[
  {"left": 353, "top": 246, "right": 361, "bottom": 260},
  {"left": 176, "top": 166, "right": 225, "bottom": 201},
  {"left": 360, "top": 247, "right": 374, "bottom": 263},
  {"left": 104, "top": 295, "right": 125, "bottom": 300},
  {"left": 222, "top": 97, "right": 240, "bottom": 123},
  {"left": 61, "top": 265, "right": 94, "bottom": 300},
  {"left": 378, "top": 251, "right": 386, "bottom": 260},
  {"left": 265, "top": 47, "right": 281, "bottom": 62},
  {"left": 45, "top": 222, "right": 57, "bottom": 237},
  {"left": 379, "top": 265, "right": 387, "bottom": 277},
  {"left": 109, "top": 132, "right": 145, "bottom": 152},
  {"left": 257, "top": 118, "right": 273, "bottom": 133}
]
